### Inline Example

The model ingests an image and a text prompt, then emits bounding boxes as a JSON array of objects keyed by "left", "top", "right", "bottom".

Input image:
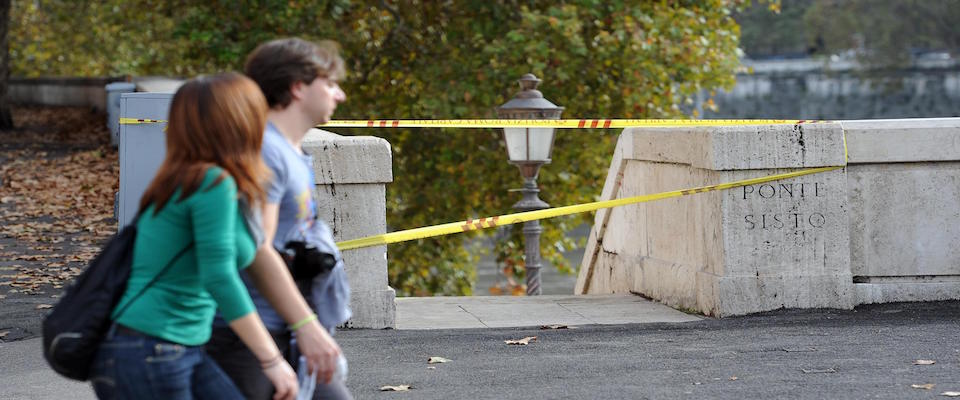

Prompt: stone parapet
[
  {"left": 303, "top": 129, "right": 396, "bottom": 329},
  {"left": 577, "top": 119, "right": 960, "bottom": 316}
]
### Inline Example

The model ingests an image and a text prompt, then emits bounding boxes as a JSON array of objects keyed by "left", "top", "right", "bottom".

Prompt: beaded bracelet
[{"left": 290, "top": 313, "right": 318, "bottom": 331}]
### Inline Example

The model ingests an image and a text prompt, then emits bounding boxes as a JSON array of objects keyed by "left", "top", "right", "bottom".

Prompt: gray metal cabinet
[{"left": 118, "top": 92, "right": 172, "bottom": 227}]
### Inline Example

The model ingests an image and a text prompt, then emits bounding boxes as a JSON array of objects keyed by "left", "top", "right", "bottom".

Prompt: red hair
[{"left": 140, "top": 72, "right": 270, "bottom": 214}]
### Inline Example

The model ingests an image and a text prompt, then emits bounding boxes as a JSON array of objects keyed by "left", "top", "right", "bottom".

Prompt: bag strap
[{"left": 113, "top": 241, "right": 194, "bottom": 320}]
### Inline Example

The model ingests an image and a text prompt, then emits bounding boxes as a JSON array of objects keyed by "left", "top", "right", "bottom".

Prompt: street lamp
[{"left": 496, "top": 73, "right": 564, "bottom": 296}]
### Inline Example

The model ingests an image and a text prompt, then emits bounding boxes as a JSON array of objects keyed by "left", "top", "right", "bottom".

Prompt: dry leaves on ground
[
  {"left": 505, "top": 336, "right": 538, "bottom": 345},
  {"left": 427, "top": 357, "right": 450, "bottom": 364},
  {"left": 0, "top": 106, "right": 118, "bottom": 293},
  {"left": 380, "top": 385, "right": 412, "bottom": 392},
  {"left": 914, "top": 360, "right": 937, "bottom": 365},
  {"left": 912, "top": 384, "right": 936, "bottom": 390}
]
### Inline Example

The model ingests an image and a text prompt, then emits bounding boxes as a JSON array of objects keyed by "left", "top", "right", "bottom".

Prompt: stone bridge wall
[{"left": 576, "top": 118, "right": 960, "bottom": 316}]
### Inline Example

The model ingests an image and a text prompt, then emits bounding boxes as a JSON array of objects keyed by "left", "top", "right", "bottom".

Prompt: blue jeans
[{"left": 90, "top": 326, "right": 243, "bottom": 400}]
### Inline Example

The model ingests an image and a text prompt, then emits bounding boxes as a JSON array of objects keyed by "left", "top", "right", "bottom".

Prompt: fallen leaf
[
  {"left": 729, "top": 376, "right": 739, "bottom": 381},
  {"left": 36, "top": 304, "right": 53, "bottom": 309},
  {"left": 915, "top": 360, "right": 937, "bottom": 365},
  {"left": 427, "top": 357, "right": 450, "bottom": 364},
  {"left": 801, "top": 368, "right": 836, "bottom": 374},
  {"left": 0, "top": 331, "right": 8, "bottom": 339},
  {"left": 942, "top": 392, "right": 960, "bottom": 397},
  {"left": 782, "top": 347, "right": 816, "bottom": 353},
  {"left": 912, "top": 384, "right": 936, "bottom": 390},
  {"left": 380, "top": 385, "right": 411, "bottom": 392},
  {"left": 505, "top": 336, "right": 538, "bottom": 345},
  {"left": 540, "top": 324, "right": 568, "bottom": 330}
]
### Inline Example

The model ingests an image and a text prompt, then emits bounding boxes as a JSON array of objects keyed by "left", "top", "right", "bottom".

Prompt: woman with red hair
[{"left": 89, "top": 73, "right": 298, "bottom": 399}]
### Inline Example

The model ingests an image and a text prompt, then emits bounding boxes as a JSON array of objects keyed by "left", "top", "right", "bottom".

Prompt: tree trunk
[{"left": 0, "top": 0, "right": 14, "bottom": 130}]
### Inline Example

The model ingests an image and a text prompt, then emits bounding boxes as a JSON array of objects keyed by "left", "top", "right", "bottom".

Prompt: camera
[{"left": 280, "top": 241, "right": 337, "bottom": 281}]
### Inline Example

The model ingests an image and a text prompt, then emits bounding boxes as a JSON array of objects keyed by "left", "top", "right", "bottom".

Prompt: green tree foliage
[
  {"left": 735, "top": 0, "right": 812, "bottom": 58},
  {"left": 803, "top": 0, "right": 960, "bottom": 67},
  {"left": 12, "top": 0, "right": 748, "bottom": 296},
  {"left": 736, "top": 0, "right": 958, "bottom": 67}
]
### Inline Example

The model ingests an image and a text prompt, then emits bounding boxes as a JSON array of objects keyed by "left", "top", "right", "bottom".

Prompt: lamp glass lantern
[{"left": 496, "top": 74, "right": 564, "bottom": 180}]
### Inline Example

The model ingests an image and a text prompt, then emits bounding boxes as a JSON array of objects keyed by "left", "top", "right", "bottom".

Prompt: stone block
[
  {"left": 343, "top": 288, "right": 396, "bottom": 329},
  {"left": 699, "top": 273, "right": 854, "bottom": 317},
  {"left": 303, "top": 129, "right": 393, "bottom": 184},
  {"left": 625, "top": 123, "right": 847, "bottom": 169},
  {"left": 847, "top": 163, "right": 960, "bottom": 277},
  {"left": 301, "top": 129, "right": 396, "bottom": 329},
  {"left": 855, "top": 281, "right": 960, "bottom": 304},
  {"left": 842, "top": 118, "right": 960, "bottom": 163}
]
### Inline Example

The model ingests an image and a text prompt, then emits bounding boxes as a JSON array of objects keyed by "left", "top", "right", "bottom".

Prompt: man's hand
[{"left": 296, "top": 321, "right": 342, "bottom": 384}]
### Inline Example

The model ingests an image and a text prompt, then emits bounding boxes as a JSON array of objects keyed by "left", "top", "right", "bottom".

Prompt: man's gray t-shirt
[{"left": 241, "top": 123, "right": 351, "bottom": 332}]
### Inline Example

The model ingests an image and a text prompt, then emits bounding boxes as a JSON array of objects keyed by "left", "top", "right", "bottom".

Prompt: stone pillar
[
  {"left": 303, "top": 129, "right": 396, "bottom": 328},
  {"left": 577, "top": 123, "right": 853, "bottom": 316}
]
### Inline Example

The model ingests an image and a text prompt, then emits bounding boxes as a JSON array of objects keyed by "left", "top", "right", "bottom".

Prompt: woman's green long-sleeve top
[{"left": 112, "top": 167, "right": 257, "bottom": 346}]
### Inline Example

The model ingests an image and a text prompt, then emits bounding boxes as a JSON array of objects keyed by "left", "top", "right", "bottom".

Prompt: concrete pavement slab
[{"left": 396, "top": 294, "right": 700, "bottom": 330}]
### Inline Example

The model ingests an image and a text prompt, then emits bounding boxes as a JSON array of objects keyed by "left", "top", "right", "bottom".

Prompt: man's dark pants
[{"left": 206, "top": 327, "right": 353, "bottom": 400}]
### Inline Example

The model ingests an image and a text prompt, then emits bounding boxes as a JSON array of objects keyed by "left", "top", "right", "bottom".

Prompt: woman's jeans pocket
[
  {"left": 146, "top": 342, "right": 186, "bottom": 363},
  {"left": 89, "top": 333, "right": 201, "bottom": 400}
]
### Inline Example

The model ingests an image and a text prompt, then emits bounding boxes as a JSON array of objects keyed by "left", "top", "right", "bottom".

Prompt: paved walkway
[{"left": 396, "top": 294, "right": 700, "bottom": 329}]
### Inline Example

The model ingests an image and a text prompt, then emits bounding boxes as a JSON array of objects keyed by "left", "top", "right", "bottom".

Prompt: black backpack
[{"left": 42, "top": 222, "right": 191, "bottom": 381}]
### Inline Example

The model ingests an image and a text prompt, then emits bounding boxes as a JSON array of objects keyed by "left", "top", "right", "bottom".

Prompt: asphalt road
[
  {"left": 337, "top": 301, "right": 960, "bottom": 400},
  {"left": 3, "top": 301, "right": 958, "bottom": 400}
]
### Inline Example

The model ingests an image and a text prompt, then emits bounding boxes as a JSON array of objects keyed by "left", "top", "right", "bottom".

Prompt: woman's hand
[
  {"left": 262, "top": 357, "right": 298, "bottom": 400},
  {"left": 296, "top": 321, "right": 342, "bottom": 384}
]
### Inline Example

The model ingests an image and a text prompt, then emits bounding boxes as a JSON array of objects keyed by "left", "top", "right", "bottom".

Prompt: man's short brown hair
[{"left": 244, "top": 38, "right": 346, "bottom": 109}]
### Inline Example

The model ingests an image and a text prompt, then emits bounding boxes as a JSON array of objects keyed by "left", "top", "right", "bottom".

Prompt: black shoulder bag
[{"left": 42, "top": 221, "right": 192, "bottom": 381}]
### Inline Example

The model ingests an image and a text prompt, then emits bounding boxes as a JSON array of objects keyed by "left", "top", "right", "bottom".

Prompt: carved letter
[
  {"left": 809, "top": 213, "right": 826, "bottom": 228},
  {"left": 745, "top": 215, "right": 755, "bottom": 230},
  {"left": 743, "top": 185, "right": 754, "bottom": 200},
  {"left": 759, "top": 184, "right": 776, "bottom": 199},
  {"left": 779, "top": 183, "right": 794, "bottom": 198},
  {"left": 772, "top": 213, "right": 785, "bottom": 229}
]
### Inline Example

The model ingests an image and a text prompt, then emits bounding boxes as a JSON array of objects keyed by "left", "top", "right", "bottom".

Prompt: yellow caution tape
[
  {"left": 119, "top": 115, "right": 840, "bottom": 250},
  {"left": 336, "top": 165, "right": 842, "bottom": 250},
  {"left": 119, "top": 118, "right": 167, "bottom": 124},
  {"left": 121, "top": 118, "right": 819, "bottom": 129},
  {"left": 320, "top": 119, "right": 818, "bottom": 129}
]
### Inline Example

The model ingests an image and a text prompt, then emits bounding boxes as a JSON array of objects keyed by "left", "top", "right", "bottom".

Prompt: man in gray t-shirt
[
  {"left": 206, "top": 38, "right": 352, "bottom": 400},
  {"left": 253, "top": 121, "right": 351, "bottom": 332}
]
